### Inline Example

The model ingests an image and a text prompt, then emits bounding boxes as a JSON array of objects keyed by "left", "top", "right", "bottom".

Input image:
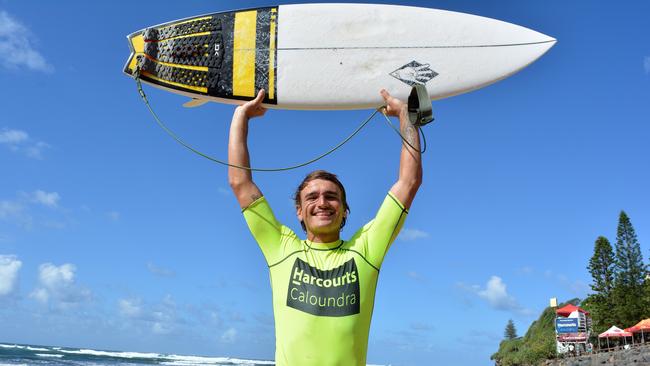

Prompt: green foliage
[
  {"left": 505, "top": 319, "right": 518, "bottom": 340},
  {"left": 490, "top": 300, "right": 579, "bottom": 365},
  {"left": 613, "top": 211, "right": 646, "bottom": 326},
  {"left": 588, "top": 236, "right": 615, "bottom": 295},
  {"left": 584, "top": 236, "right": 616, "bottom": 334},
  {"left": 645, "top": 279, "right": 650, "bottom": 319},
  {"left": 580, "top": 295, "right": 609, "bottom": 335}
]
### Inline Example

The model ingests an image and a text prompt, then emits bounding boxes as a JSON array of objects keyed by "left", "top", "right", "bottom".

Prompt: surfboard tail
[{"left": 123, "top": 31, "right": 144, "bottom": 77}]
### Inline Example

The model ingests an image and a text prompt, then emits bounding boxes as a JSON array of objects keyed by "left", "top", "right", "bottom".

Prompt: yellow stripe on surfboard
[
  {"left": 233, "top": 10, "right": 257, "bottom": 97},
  {"left": 147, "top": 57, "right": 208, "bottom": 72},
  {"left": 142, "top": 71, "right": 208, "bottom": 93},
  {"left": 269, "top": 9, "right": 276, "bottom": 100}
]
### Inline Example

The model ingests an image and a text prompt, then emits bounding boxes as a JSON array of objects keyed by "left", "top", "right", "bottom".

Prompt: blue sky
[{"left": 0, "top": 1, "right": 649, "bottom": 365}]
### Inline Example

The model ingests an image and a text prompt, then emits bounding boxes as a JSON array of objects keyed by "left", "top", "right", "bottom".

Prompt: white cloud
[
  {"left": 0, "top": 200, "right": 25, "bottom": 219},
  {"left": 151, "top": 296, "right": 177, "bottom": 334},
  {"left": 30, "top": 263, "right": 91, "bottom": 306},
  {"left": 460, "top": 276, "right": 532, "bottom": 316},
  {"left": 1, "top": 191, "right": 65, "bottom": 228},
  {"left": 119, "top": 298, "right": 142, "bottom": 318},
  {"left": 644, "top": 56, "right": 650, "bottom": 74},
  {"left": 147, "top": 262, "right": 175, "bottom": 278},
  {"left": 517, "top": 266, "right": 534, "bottom": 275},
  {"left": 0, "top": 255, "right": 22, "bottom": 296},
  {"left": 38, "top": 263, "right": 74, "bottom": 288},
  {"left": 0, "top": 199, "right": 31, "bottom": 228},
  {"left": 25, "top": 141, "right": 49, "bottom": 159},
  {"left": 478, "top": 276, "right": 516, "bottom": 309},
  {"left": 30, "top": 287, "right": 48, "bottom": 302},
  {"left": 0, "top": 128, "right": 50, "bottom": 159},
  {"left": 407, "top": 271, "right": 427, "bottom": 282},
  {"left": 152, "top": 321, "right": 173, "bottom": 335},
  {"left": 399, "top": 228, "right": 430, "bottom": 241},
  {"left": 410, "top": 322, "right": 435, "bottom": 331},
  {"left": 221, "top": 327, "right": 237, "bottom": 343},
  {"left": 0, "top": 11, "right": 52, "bottom": 72},
  {"left": 0, "top": 129, "right": 27, "bottom": 144},
  {"left": 106, "top": 211, "right": 120, "bottom": 221},
  {"left": 31, "top": 190, "right": 60, "bottom": 208},
  {"left": 118, "top": 295, "right": 179, "bottom": 335}
]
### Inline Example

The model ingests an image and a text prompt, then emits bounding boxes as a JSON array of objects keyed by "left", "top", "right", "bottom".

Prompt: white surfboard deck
[{"left": 272, "top": 4, "right": 555, "bottom": 109}]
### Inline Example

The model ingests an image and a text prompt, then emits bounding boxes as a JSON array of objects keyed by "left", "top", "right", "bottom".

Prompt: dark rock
[{"left": 544, "top": 344, "right": 650, "bottom": 366}]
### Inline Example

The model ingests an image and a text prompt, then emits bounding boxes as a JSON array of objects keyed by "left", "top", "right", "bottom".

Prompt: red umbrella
[
  {"left": 599, "top": 326, "right": 633, "bottom": 349},
  {"left": 629, "top": 319, "right": 650, "bottom": 344}
]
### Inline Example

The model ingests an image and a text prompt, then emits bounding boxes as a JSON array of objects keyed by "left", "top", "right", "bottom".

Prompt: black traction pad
[{"left": 133, "top": 8, "right": 277, "bottom": 103}]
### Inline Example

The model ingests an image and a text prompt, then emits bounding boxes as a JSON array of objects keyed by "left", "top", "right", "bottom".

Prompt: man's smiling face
[{"left": 296, "top": 178, "right": 346, "bottom": 240}]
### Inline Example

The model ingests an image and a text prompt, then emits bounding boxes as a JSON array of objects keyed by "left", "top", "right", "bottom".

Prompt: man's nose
[{"left": 316, "top": 195, "right": 327, "bottom": 206}]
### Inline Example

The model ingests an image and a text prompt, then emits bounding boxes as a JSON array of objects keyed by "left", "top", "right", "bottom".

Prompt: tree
[
  {"left": 504, "top": 319, "right": 518, "bottom": 340},
  {"left": 588, "top": 236, "right": 616, "bottom": 296},
  {"left": 613, "top": 211, "right": 646, "bottom": 326},
  {"left": 585, "top": 236, "right": 616, "bottom": 333},
  {"left": 645, "top": 275, "right": 650, "bottom": 318}
]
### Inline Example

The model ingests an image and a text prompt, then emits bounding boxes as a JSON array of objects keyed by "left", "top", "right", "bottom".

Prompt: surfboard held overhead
[{"left": 124, "top": 4, "right": 555, "bottom": 110}]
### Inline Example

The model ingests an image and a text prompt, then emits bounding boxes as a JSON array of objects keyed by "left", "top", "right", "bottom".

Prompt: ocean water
[{"left": 0, "top": 343, "right": 275, "bottom": 366}]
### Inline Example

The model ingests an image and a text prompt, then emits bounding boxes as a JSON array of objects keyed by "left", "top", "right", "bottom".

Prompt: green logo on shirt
[{"left": 287, "top": 258, "right": 360, "bottom": 317}]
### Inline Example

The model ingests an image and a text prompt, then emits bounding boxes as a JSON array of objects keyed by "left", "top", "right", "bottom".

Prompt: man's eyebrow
[{"left": 303, "top": 189, "right": 340, "bottom": 197}]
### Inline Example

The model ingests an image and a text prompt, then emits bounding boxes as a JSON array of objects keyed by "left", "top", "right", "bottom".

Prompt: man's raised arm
[
  {"left": 380, "top": 89, "right": 423, "bottom": 209},
  {"left": 228, "top": 89, "right": 267, "bottom": 209}
]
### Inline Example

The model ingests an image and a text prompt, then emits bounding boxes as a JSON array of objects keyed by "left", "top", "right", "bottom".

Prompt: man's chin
[{"left": 307, "top": 223, "right": 340, "bottom": 235}]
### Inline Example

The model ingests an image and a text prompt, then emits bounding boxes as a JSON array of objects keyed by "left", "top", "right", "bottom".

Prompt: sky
[{"left": 0, "top": 0, "right": 649, "bottom": 365}]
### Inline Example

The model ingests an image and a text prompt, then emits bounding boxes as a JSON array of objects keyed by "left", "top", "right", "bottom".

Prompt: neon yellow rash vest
[{"left": 243, "top": 192, "right": 407, "bottom": 366}]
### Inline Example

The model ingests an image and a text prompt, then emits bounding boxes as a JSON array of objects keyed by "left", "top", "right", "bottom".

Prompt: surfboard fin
[
  {"left": 407, "top": 85, "right": 434, "bottom": 126},
  {"left": 183, "top": 98, "right": 210, "bottom": 108}
]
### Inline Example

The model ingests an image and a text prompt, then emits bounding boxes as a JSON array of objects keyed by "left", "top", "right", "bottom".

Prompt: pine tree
[
  {"left": 589, "top": 236, "right": 616, "bottom": 296},
  {"left": 645, "top": 275, "right": 650, "bottom": 318},
  {"left": 586, "top": 236, "right": 616, "bottom": 333},
  {"left": 613, "top": 211, "right": 646, "bottom": 326},
  {"left": 504, "top": 319, "right": 517, "bottom": 340},
  {"left": 643, "top": 250, "right": 650, "bottom": 319}
]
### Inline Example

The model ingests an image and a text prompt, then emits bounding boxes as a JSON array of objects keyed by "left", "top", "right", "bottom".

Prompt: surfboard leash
[
  {"left": 133, "top": 71, "right": 427, "bottom": 171},
  {"left": 378, "top": 108, "right": 428, "bottom": 154}
]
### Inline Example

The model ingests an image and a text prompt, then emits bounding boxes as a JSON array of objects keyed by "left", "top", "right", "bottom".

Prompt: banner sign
[
  {"left": 556, "top": 318, "right": 579, "bottom": 334},
  {"left": 557, "top": 333, "right": 587, "bottom": 342}
]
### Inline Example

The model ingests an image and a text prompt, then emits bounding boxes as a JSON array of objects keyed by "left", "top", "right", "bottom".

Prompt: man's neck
[{"left": 306, "top": 231, "right": 340, "bottom": 243}]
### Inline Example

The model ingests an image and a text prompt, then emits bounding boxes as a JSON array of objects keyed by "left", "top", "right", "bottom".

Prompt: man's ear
[{"left": 296, "top": 206, "right": 303, "bottom": 221}]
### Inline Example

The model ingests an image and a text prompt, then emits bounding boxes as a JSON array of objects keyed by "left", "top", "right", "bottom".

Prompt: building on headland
[{"left": 553, "top": 303, "right": 592, "bottom": 355}]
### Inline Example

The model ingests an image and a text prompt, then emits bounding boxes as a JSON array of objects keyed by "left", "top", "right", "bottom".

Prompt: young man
[{"left": 228, "top": 89, "right": 422, "bottom": 366}]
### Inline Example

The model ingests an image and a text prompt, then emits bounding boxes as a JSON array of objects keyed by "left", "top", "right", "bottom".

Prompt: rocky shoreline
[{"left": 542, "top": 344, "right": 650, "bottom": 366}]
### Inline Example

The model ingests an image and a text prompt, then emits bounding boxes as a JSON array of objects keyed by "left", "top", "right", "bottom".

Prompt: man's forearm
[
  {"left": 228, "top": 109, "right": 252, "bottom": 186},
  {"left": 398, "top": 108, "right": 422, "bottom": 185},
  {"left": 395, "top": 108, "right": 422, "bottom": 208}
]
